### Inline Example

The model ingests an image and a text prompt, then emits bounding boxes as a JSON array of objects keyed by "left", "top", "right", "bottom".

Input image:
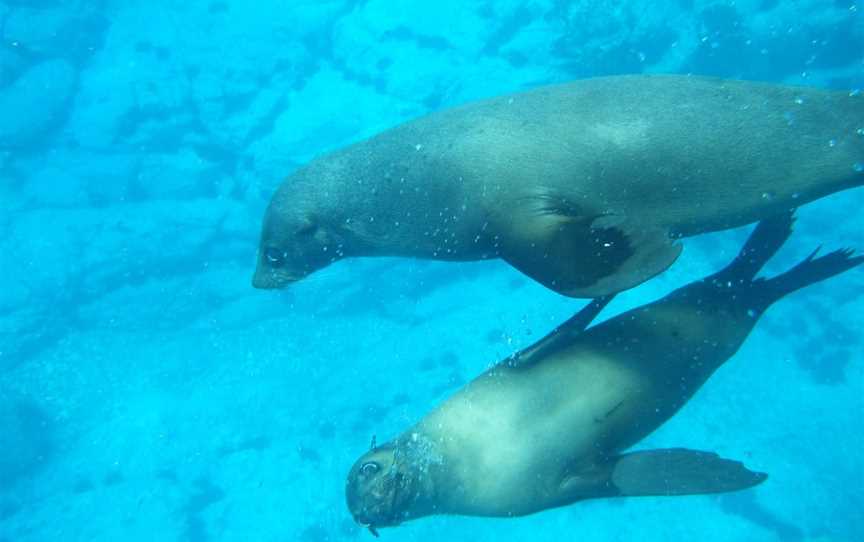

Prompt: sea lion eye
[
  {"left": 264, "top": 247, "right": 286, "bottom": 267},
  {"left": 360, "top": 462, "right": 380, "bottom": 476}
]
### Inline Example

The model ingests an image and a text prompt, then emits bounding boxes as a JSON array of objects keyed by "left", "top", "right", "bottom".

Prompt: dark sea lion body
[
  {"left": 344, "top": 213, "right": 862, "bottom": 532},
  {"left": 254, "top": 75, "right": 863, "bottom": 296}
]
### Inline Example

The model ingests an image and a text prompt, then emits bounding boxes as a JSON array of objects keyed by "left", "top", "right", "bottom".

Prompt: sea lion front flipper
[
  {"left": 577, "top": 220, "right": 683, "bottom": 297},
  {"left": 502, "top": 204, "right": 682, "bottom": 298},
  {"left": 610, "top": 448, "right": 767, "bottom": 497},
  {"left": 507, "top": 295, "right": 615, "bottom": 368}
]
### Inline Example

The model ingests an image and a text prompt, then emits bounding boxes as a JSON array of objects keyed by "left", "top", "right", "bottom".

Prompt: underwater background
[{"left": 1, "top": 0, "right": 862, "bottom": 541}]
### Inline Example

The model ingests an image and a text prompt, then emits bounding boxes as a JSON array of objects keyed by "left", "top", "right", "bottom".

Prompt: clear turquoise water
[{"left": 1, "top": 1, "right": 862, "bottom": 541}]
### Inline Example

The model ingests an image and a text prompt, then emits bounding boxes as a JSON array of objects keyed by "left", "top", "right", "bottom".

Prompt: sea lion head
[
  {"left": 345, "top": 441, "right": 419, "bottom": 536},
  {"left": 252, "top": 167, "right": 345, "bottom": 289}
]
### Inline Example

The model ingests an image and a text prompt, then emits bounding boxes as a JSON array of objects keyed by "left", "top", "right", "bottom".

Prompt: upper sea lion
[
  {"left": 253, "top": 74, "right": 863, "bottom": 297},
  {"left": 344, "top": 211, "right": 862, "bottom": 534}
]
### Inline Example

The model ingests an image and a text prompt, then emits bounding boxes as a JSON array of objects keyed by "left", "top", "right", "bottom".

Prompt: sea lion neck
[
  {"left": 278, "top": 160, "right": 351, "bottom": 222},
  {"left": 282, "top": 154, "right": 392, "bottom": 255},
  {"left": 314, "top": 131, "right": 496, "bottom": 260}
]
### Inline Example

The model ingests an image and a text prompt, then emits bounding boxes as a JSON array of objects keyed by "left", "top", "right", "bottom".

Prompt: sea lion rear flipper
[
  {"left": 502, "top": 204, "right": 681, "bottom": 298},
  {"left": 610, "top": 448, "right": 767, "bottom": 497}
]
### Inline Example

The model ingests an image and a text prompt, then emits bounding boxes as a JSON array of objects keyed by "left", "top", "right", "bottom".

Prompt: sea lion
[
  {"left": 344, "top": 212, "right": 862, "bottom": 535},
  {"left": 253, "top": 74, "right": 864, "bottom": 297}
]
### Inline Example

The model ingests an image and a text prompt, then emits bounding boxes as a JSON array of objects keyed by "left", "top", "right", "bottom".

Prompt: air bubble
[
  {"left": 854, "top": 163, "right": 864, "bottom": 173},
  {"left": 794, "top": 96, "right": 805, "bottom": 105},
  {"left": 828, "top": 139, "right": 837, "bottom": 147}
]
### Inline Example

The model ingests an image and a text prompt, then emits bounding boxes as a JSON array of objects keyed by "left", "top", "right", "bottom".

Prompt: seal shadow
[
  {"left": 761, "top": 300, "right": 860, "bottom": 385},
  {"left": 796, "top": 316, "right": 859, "bottom": 385},
  {"left": 718, "top": 492, "right": 803, "bottom": 541},
  {"left": 183, "top": 477, "right": 225, "bottom": 542},
  {"left": 0, "top": 397, "right": 56, "bottom": 489}
]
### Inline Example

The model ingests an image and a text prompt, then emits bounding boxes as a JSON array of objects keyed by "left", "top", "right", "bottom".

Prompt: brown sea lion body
[
  {"left": 254, "top": 75, "right": 863, "bottom": 297},
  {"left": 344, "top": 213, "right": 862, "bottom": 533}
]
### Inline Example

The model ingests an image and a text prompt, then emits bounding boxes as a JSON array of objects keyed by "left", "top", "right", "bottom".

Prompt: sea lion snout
[
  {"left": 253, "top": 198, "right": 344, "bottom": 289},
  {"left": 346, "top": 447, "right": 405, "bottom": 533},
  {"left": 252, "top": 231, "right": 327, "bottom": 289},
  {"left": 251, "top": 243, "right": 332, "bottom": 288},
  {"left": 251, "top": 256, "right": 299, "bottom": 289}
]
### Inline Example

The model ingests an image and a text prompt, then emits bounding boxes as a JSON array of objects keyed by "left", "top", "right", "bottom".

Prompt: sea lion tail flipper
[
  {"left": 610, "top": 448, "right": 767, "bottom": 497},
  {"left": 752, "top": 246, "right": 864, "bottom": 309},
  {"left": 708, "top": 209, "right": 796, "bottom": 285},
  {"left": 503, "top": 207, "right": 681, "bottom": 298}
]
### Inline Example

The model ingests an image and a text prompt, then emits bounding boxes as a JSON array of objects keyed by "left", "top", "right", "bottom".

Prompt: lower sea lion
[
  {"left": 344, "top": 212, "right": 862, "bottom": 535},
  {"left": 253, "top": 74, "right": 863, "bottom": 297}
]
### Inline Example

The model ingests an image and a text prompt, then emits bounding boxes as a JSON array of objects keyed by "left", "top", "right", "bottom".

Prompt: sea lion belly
[{"left": 419, "top": 350, "right": 653, "bottom": 516}]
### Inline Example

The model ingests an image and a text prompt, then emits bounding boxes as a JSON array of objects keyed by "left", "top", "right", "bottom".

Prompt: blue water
[{"left": 1, "top": 1, "right": 862, "bottom": 541}]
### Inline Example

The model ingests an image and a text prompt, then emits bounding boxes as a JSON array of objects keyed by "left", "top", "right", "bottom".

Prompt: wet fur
[
  {"left": 256, "top": 75, "right": 863, "bottom": 295},
  {"left": 345, "top": 212, "right": 862, "bottom": 527}
]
